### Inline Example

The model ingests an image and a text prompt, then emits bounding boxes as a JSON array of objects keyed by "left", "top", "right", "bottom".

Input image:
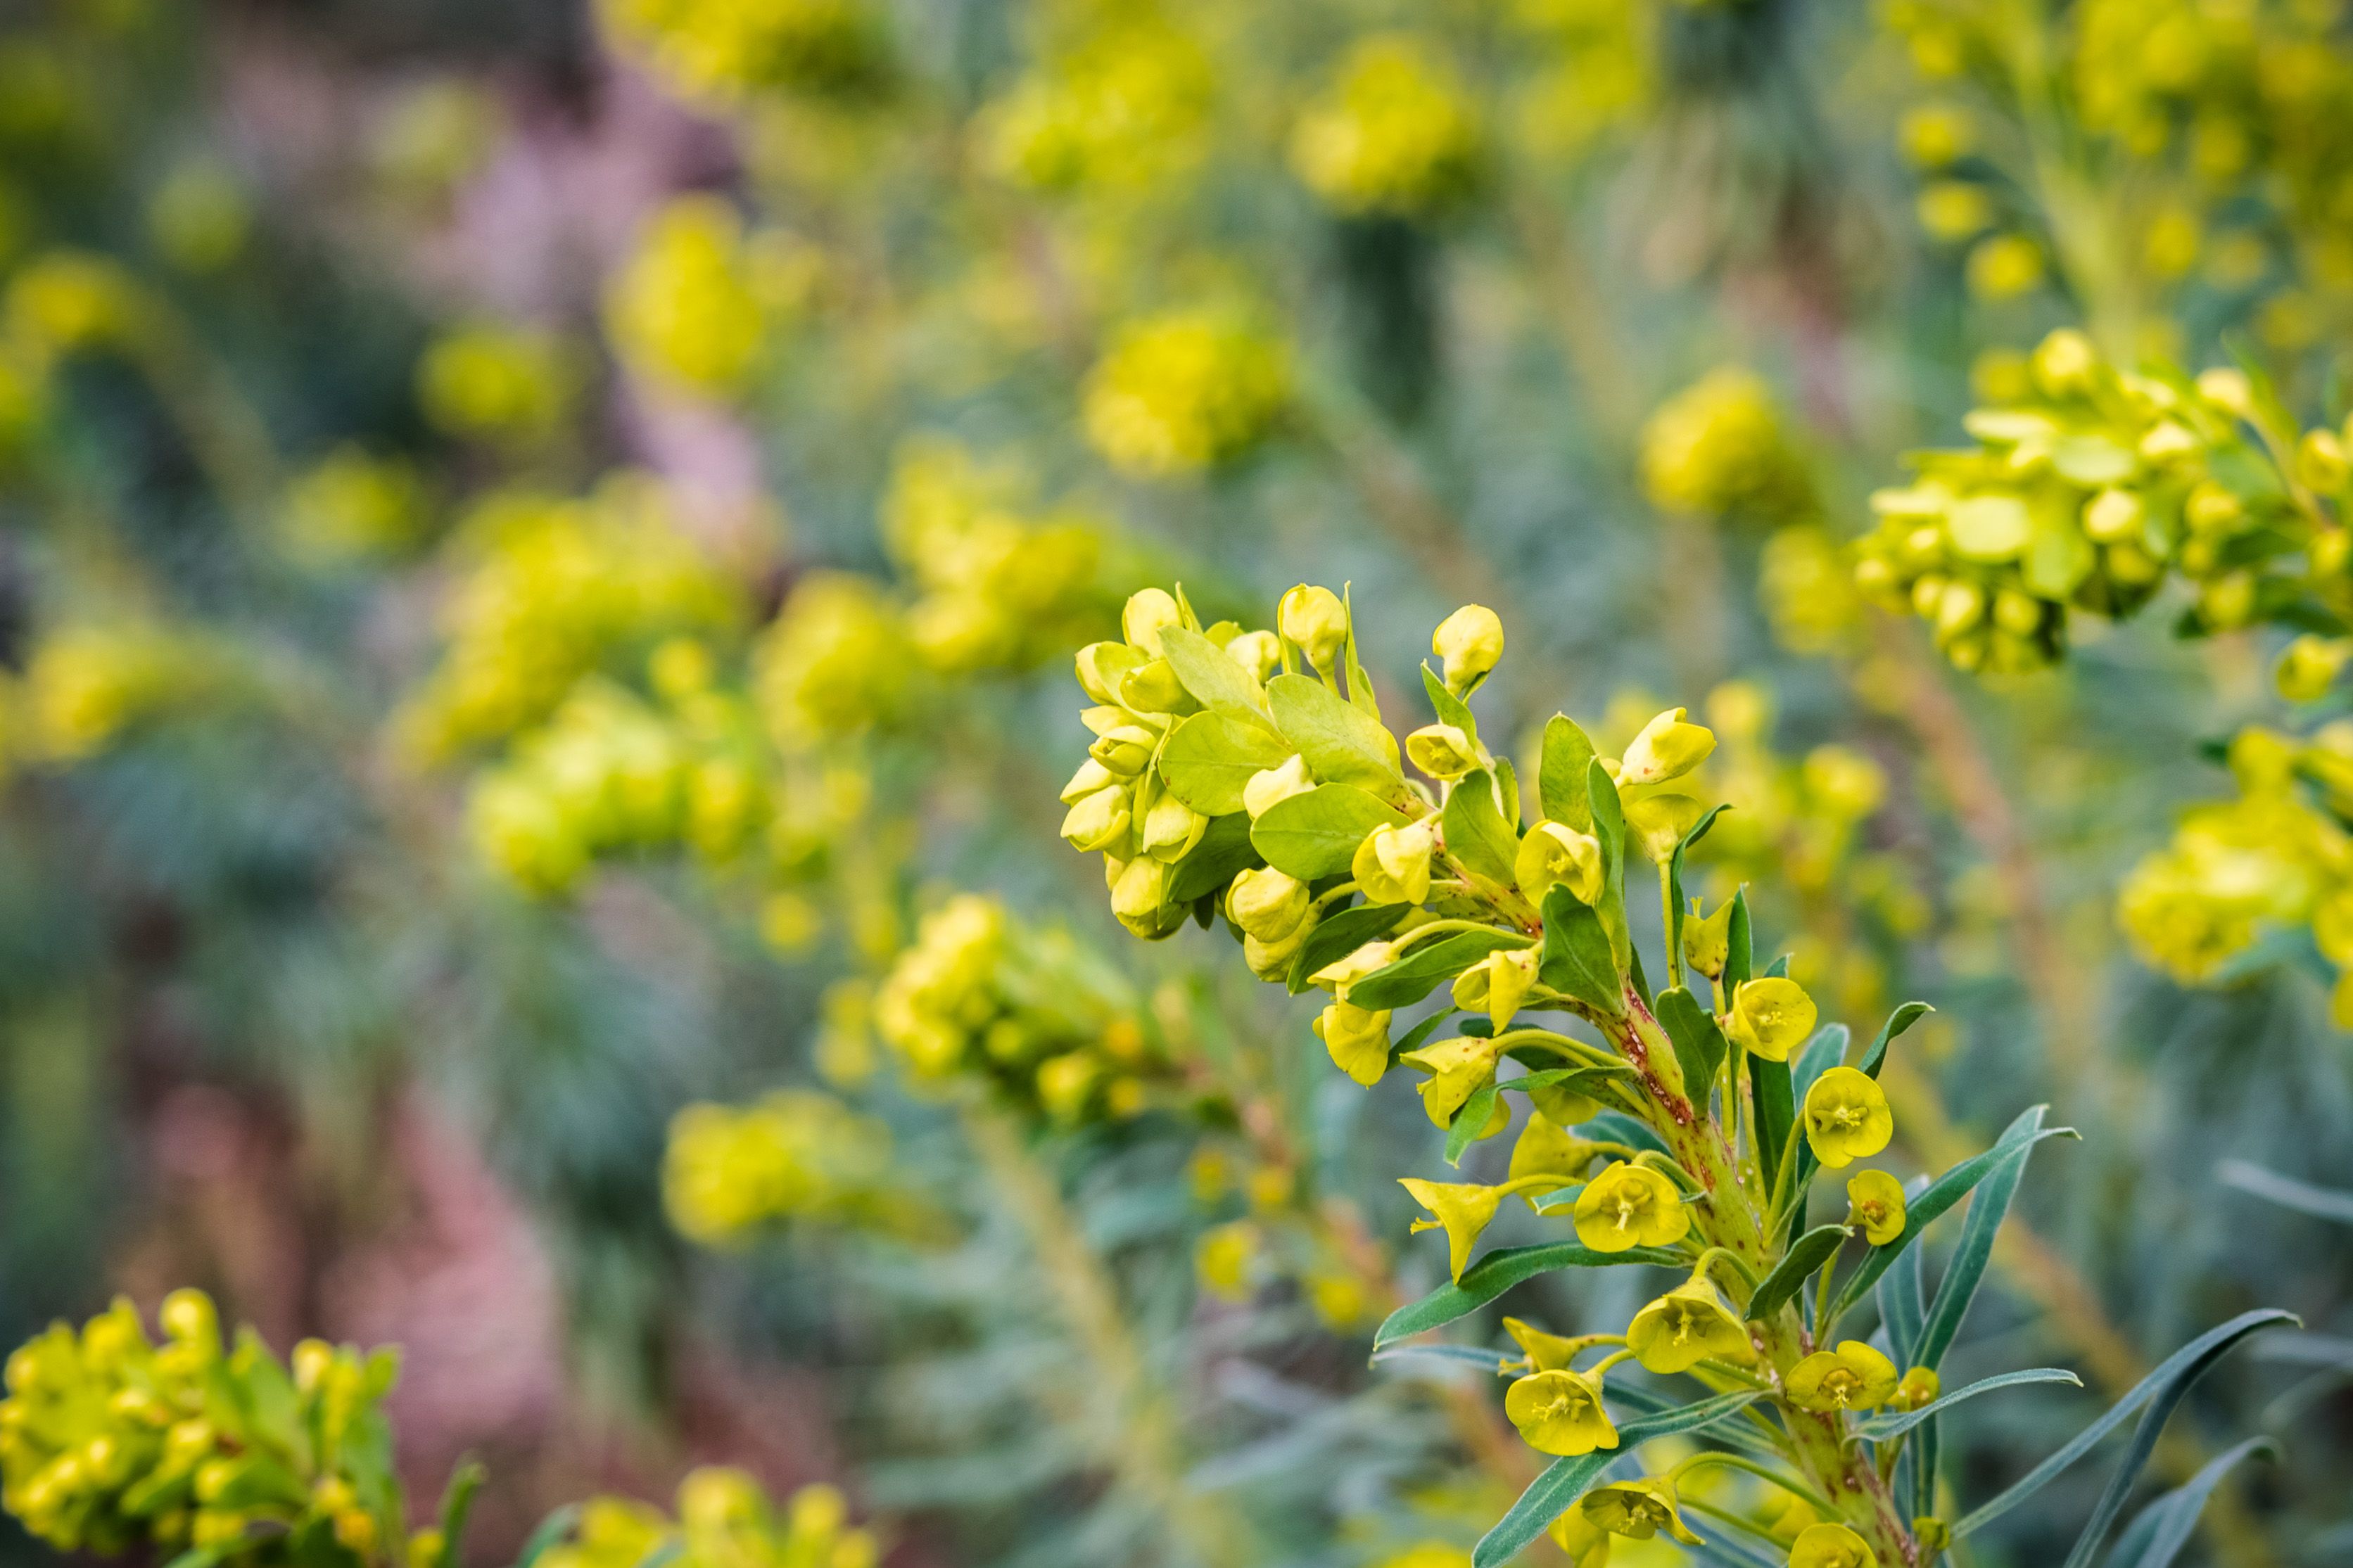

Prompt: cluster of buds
[
  {"left": 414, "top": 321, "right": 578, "bottom": 450},
  {"left": 0, "top": 1292, "right": 459, "bottom": 1568},
  {"left": 871, "top": 895, "right": 1189, "bottom": 1126},
  {"left": 1056, "top": 587, "right": 2026, "bottom": 1568},
  {"left": 1639, "top": 367, "right": 1813, "bottom": 523},
  {"left": 663, "top": 1089, "right": 906, "bottom": 1247},
  {"left": 1854, "top": 329, "right": 2352, "bottom": 673},
  {"left": 1080, "top": 309, "right": 1292, "bottom": 478},
  {"left": 279, "top": 447, "right": 431, "bottom": 565},
  {"left": 540, "top": 1468, "right": 875, "bottom": 1568},
  {"left": 979, "top": 18, "right": 1214, "bottom": 199},
  {"left": 1288, "top": 34, "right": 1484, "bottom": 219},
  {"left": 602, "top": 195, "right": 821, "bottom": 400},
  {"left": 13, "top": 623, "right": 229, "bottom": 765}
]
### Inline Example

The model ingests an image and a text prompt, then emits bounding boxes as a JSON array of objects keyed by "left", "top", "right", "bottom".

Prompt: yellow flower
[
  {"left": 1891, "top": 1365, "right": 1940, "bottom": 1413},
  {"left": 281, "top": 446, "right": 429, "bottom": 562},
  {"left": 417, "top": 322, "right": 576, "bottom": 444},
  {"left": 1450, "top": 948, "right": 1537, "bottom": 1030},
  {"left": 1195, "top": 1220, "right": 1260, "bottom": 1301},
  {"left": 1289, "top": 34, "right": 1481, "bottom": 217},
  {"left": 1572, "top": 1162, "right": 1690, "bottom": 1251},
  {"left": 1399, "top": 1178, "right": 1503, "bottom": 1282},
  {"left": 1244, "top": 754, "right": 1317, "bottom": 818},
  {"left": 1802, "top": 1067, "right": 1894, "bottom": 1168},
  {"left": 2277, "top": 635, "right": 2352, "bottom": 703},
  {"left": 1502, "top": 1316, "right": 1590, "bottom": 1372},
  {"left": 1789, "top": 1522, "right": 1877, "bottom": 1568},
  {"left": 1082, "top": 309, "right": 1290, "bottom": 478},
  {"left": 1683, "top": 898, "right": 1734, "bottom": 979},
  {"left": 604, "top": 196, "right": 797, "bottom": 396},
  {"left": 1277, "top": 583, "right": 1350, "bottom": 672},
  {"left": 1399, "top": 1035, "right": 1502, "bottom": 1126},
  {"left": 1546, "top": 1512, "right": 1613, "bottom": 1565},
  {"left": 1433, "top": 604, "right": 1504, "bottom": 691},
  {"left": 1509, "top": 1112, "right": 1605, "bottom": 1186},
  {"left": 1639, "top": 368, "right": 1806, "bottom": 520},
  {"left": 1407, "top": 722, "right": 1480, "bottom": 779},
  {"left": 1784, "top": 1340, "right": 1899, "bottom": 1413},
  {"left": 599, "top": 0, "right": 886, "bottom": 103},
  {"left": 1966, "top": 233, "right": 2045, "bottom": 299},
  {"left": 1580, "top": 1478, "right": 1702, "bottom": 1545},
  {"left": 1503, "top": 1368, "right": 1618, "bottom": 1456},
  {"left": 1311, "top": 938, "right": 1396, "bottom": 996},
  {"left": 1845, "top": 1169, "right": 1906, "bottom": 1244},
  {"left": 1314, "top": 1000, "right": 1393, "bottom": 1085},
  {"left": 1725, "top": 977, "right": 1816, "bottom": 1062},
  {"left": 1625, "top": 1280, "right": 1751, "bottom": 1374},
  {"left": 1618, "top": 707, "right": 1716, "bottom": 785},
  {"left": 1516, "top": 820, "right": 1604, "bottom": 903},
  {"left": 1622, "top": 791, "right": 1704, "bottom": 862},
  {"left": 1354, "top": 820, "right": 1435, "bottom": 905},
  {"left": 1227, "top": 867, "right": 1309, "bottom": 942}
]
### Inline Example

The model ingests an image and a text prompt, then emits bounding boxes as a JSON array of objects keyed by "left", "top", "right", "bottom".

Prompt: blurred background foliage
[{"left": 0, "top": 0, "right": 2349, "bottom": 1565}]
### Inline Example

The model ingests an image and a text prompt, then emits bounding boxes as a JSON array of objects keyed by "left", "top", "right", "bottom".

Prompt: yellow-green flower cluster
[
  {"left": 4, "top": 250, "right": 147, "bottom": 365},
  {"left": 1639, "top": 367, "right": 1811, "bottom": 522},
  {"left": 981, "top": 19, "right": 1213, "bottom": 198},
  {"left": 2119, "top": 725, "right": 2353, "bottom": 1017},
  {"left": 0, "top": 1292, "right": 431, "bottom": 1567},
  {"left": 604, "top": 196, "right": 818, "bottom": 399},
  {"left": 20, "top": 623, "right": 222, "bottom": 763},
  {"left": 600, "top": 0, "right": 887, "bottom": 104},
  {"left": 753, "top": 572, "right": 911, "bottom": 745},
  {"left": 540, "top": 1470, "right": 874, "bottom": 1568},
  {"left": 1853, "top": 329, "right": 2347, "bottom": 673},
  {"left": 393, "top": 478, "right": 742, "bottom": 763},
  {"left": 1289, "top": 36, "right": 1482, "bottom": 219},
  {"left": 415, "top": 322, "right": 577, "bottom": 447},
  {"left": 878, "top": 438, "right": 1110, "bottom": 675},
  {"left": 1509, "top": 0, "right": 1651, "bottom": 160},
  {"left": 1758, "top": 523, "right": 1868, "bottom": 656},
  {"left": 1081, "top": 310, "right": 1290, "bottom": 478},
  {"left": 280, "top": 447, "right": 430, "bottom": 563},
  {"left": 872, "top": 894, "right": 1179, "bottom": 1125},
  {"left": 664, "top": 1089, "right": 896, "bottom": 1246}
]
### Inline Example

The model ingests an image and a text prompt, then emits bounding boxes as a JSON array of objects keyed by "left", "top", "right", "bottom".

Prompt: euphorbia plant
[{"left": 1058, "top": 582, "right": 2292, "bottom": 1567}]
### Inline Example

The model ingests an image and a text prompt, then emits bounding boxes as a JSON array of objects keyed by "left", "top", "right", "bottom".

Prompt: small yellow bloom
[
  {"left": 1354, "top": 820, "right": 1435, "bottom": 904},
  {"left": 1682, "top": 898, "right": 1734, "bottom": 979},
  {"left": 1572, "top": 1162, "right": 1690, "bottom": 1252},
  {"left": 1398, "top": 1035, "right": 1502, "bottom": 1126},
  {"left": 1407, "top": 722, "right": 1480, "bottom": 779},
  {"left": 1618, "top": 707, "right": 1716, "bottom": 786},
  {"left": 1502, "top": 1316, "right": 1589, "bottom": 1372},
  {"left": 1845, "top": 1169, "right": 1906, "bottom": 1244},
  {"left": 1891, "top": 1365, "right": 1940, "bottom": 1413},
  {"left": 1503, "top": 1368, "right": 1618, "bottom": 1456},
  {"left": 1433, "top": 604, "right": 1504, "bottom": 691},
  {"left": 1788, "top": 1522, "right": 1877, "bottom": 1568},
  {"left": 1399, "top": 1178, "right": 1503, "bottom": 1282},
  {"left": 1450, "top": 948, "right": 1537, "bottom": 1030},
  {"left": 1784, "top": 1340, "right": 1899, "bottom": 1413},
  {"left": 1515, "top": 820, "right": 1604, "bottom": 903},
  {"left": 1724, "top": 977, "right": 1816, "bottom": 1062},
  {"left": 1802, "top": 1067, "right": 1894, "bottom": 1168},
  {"left": 1278, "top": 584, "right": 1350, "bottom": 671},
  {"left": 1545, "top": 1510, "right": 1613, "bottom": 1565},
  {"left": 1314, "top": 1000, "right": 1394, "bottom": 1086},
  {"left": 1622, "top": 791, "right": 1705, "bottom": 863},
  {"left": 1580, "top": 1478, "right": 1702, "bottom": 1545},
  {"left": 1227, "top": 867, "right": 1309, "bottom": 941},
  {"left": 1195, "top": 1220, "right": 1260, "bottom": 1301},
  {"left": 2278, "top": 635, "right": 2352, "bottom": 703},
  {"left": 1509, "top": 1112, "right": 1604, "bottom": 1187},
  {"left": 1243, "top": 754, "right": 1316, "bottom": 818},
  {"left": 1626, "top": 1280, "right": 1751, "bottom": 1374},
  {"left": 1311, "top": 938, "right": 1396, "bottom": 995}
]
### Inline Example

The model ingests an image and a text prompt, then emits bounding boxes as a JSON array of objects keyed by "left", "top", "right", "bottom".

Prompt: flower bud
[
  {"left": 1226, "top": 866, "right": 1309, "bottom": 941},
  {"left": 1243, "top": 915, "right": 1314, "bottom": 979},
  {"left": 1352, "top": 820, "right": 1434, "bottom": 905},
  {"left": 2030, "top": 328, "right": 2098, "bottom": 395},
  {"left": 1075, "top": 641, "right": 1148, "bottom": 706},
  {"left": 1060, "top": 786, "right": 1131, "bottom": 854},
  {"left": 1515, "top": 820, "right": 1603, "bottom": 903},
  {"left": 1432, "top": 604, "right": 1504, "bottom": 691},
  {"left": 1109, "top": 855, "right": 1172, "bottom": 931},
  {"left": 1314, "top": 999, "right": 1393, "bottom": 1085},
  {"left": 1406, "top": 722, "right": 1478, "bottom": 779},
  {"left": 1450, "top": 948, "right": 1538, "bottom": 1029},
  {"left": 1223, "top": 629, "right": 1281, "bottom": 682},
  {"left": 2200, "top": 571, "right": 2255, "bottom": 630},
  {"left": 1089, "top": 725, "right": 1157, "bottom": 776},
  {"left": 1118, "top": 658, "right": 1188, "bottom": 715},
  {"left": 1140, "top": 790, "right": 1207, "bottom": 862},
  {"left": 1682, "top": 898, "right": 1733, "bottom": 979},
  {"left": 1891, "top": 1365, "right": 1941, "bottom": 1412},
  {"left": 1623, "top": 791, "right": 1704, "bottom": 862},
  {"left": 2138, "top": 420, "right": 2197, "bottom": 463},
  {"left": 1723, "top": 976, "right": 1816, "bottom": 1062},
  {"left": 1243, "top": 754, "right": 1314, "bottom": 818},
  {"left": 2196, "top": 366, "right": 2254, "bottom": 419},
  {"left": 1278, "top": 584, "right": 1349, "bottom": 672},
  {"left": 1060, "top": 757, "right": 1115, "bottom": 803},
  {"left": 1617, "top": 706, "right": 1716, "bottom": 785},
  {"left": 159, "top": 1290, "right": 217, "bottom": 1354},
  {"left": 2277, "top": 635, "right": 2352, "bottom": 703},
  {"left": 2184, "top": 480, "right": 2243, "bottom": 536},
  {"left": 2081, "top": 487, "right": 2142, "bottom": 542},
  {"left": 1310, "top": 938, "right": 1395, "bottom": 995},
  {"left": 1122, "top": 587, "right": 1182, "bottom": 655},
  {"left": 2299, "top": 428, "right": 2350, "bottom": 492}
]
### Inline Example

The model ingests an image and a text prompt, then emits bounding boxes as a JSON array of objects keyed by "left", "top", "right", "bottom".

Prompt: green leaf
[
  {"left": 1604, "top": 1382, "right": 1789, "bottom": 1465},
  {"left": 1586, "top": 760, "right": 1630, "bottom": 970},
  {"left": 1953, "top": 1309, "right": 2297, "bottom": 1548},
  {"left": 1421, "top": 662, "right": 1480, "bottom": 748},
  {"left": 1724, "top": 888, "right": 1753, "bottom": 989},
  {"left": 1250, "top": 784, "right": 1409, "bottom": 879},
  {"left": 1373, "top": 1241, "right": 1687, "bottom": 1347},
  {"left": 1445, "top": 1082, "right": 1500, "bottom": 1165},
  {"left": 1158, "top": 711, "right": 1295, "bottom": 815},
  {"left": 1539, "top": 886, "right": 1625, "bottom": 1016},
  {"left": 1391, "top": 1008, "right": 1457, "bottom": 1059},
  {"left": 1287, "top": 902, "right": 1410, "bottom": 993},
  {"left": 1746, "top": 1224, "right": 1849, "bottom": 1320},
  {"left": 2105, "top": 1437, "right": 2278, "bottom": 1568},
  {"left": 1444, "top": 768, "right": 1521, "bottom": 884},
  {"left": 1156, "top": 625, "right": 1273, "bottom": 724},
  {"left": 1879, "top": 1238, "right": 1926, "bottom": 1397},
  {"left": 1537, "top": 715, "right": 1595, "bottom": 830},
  {"left": 2216, "top": 1159, "right": 2353, "bottom": 1225},
  {"left": 1351, "top": 929, "right": 1534, "bottom": 1010},
  {"left": 1168, "top": 811, "right": 1260, "bottom": 902},
  {"left": 1496, "top": 758, "right": 1521, "bottom": 829},
  {"left": 1501, "top": 1064, "right": 1636, "bottom": 1099},
  {"left": 1341, "top": 582, "right": 1382, "bottom": 721},
  {"left": 1915, "top": 1102, "right": 2048, "bottom": 1372},
  {"left": 1472, "top": 1393, "right": 1765, "bottom": 1568},
  {"left": 1368, "top": 1342, "right": 1514, "bottom": 1371},
  {"left": 1653, "top": 987, "right": 1727, "bottom": 1107},
  {"left": 1580, "top": 1111, "right": 1670, "bottom": 1159},
  {"left": 431, "top": 1461, "right": 488, "bottom": 1568},
  {"left": 1666, "top": 803, "right": 1731, "bottom": 976},
  {"left": 1751, "top": 1057, "right": 1794, "bottom": 1197},
  {"left": 1858, "top": 1002, "right": 1932, "bottom": 1079},
  {"left": 512, "top": 1505, "right": 583, "bottom": 1568},
  {"left": 1832, "top": 1106, "right": 2075, "bottom": 1323},
  {"left": 1268, "top": 673, "right": 1402, "bottom": 792},
  {"left": 1856, "top": 1368, "right": 2082, "bottom": 1441}
]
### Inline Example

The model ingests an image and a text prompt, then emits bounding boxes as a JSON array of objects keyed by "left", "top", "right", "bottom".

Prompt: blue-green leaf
[
  {"left": 1666, "top": 803, "right": 1731, "bottom": 976},
  {"left": 1587, "top": 758, "right": 1630, "bottom": 970},
  {"left": 1747, "top": 1224, "right": 1849, "bottom": 1320},
  {"left": 1724, "top": 887, "right": 1753, "bottom": 989},
  {"left": 1916, "top": 1104, "right": 2049, "bottom": 1370},
  {"left": 2216, "top": 1159, "right": 2353, "bottom": 1225},
  {"left": 1369, "top": 1342, "right": 1511, "bottom": 1371},
  {"left": 511, "top": 1505, "right": 583, "bottom": 1568},
  {"left": 1445, "top": 1081, "right": 1501, "bottom": 1166},
  {"left": 1373, "top": 1242, "right": 1686, "bottom": 1347},
  {"left": 2104, "top": 1436, "right": 2277, "bottom": 1568},
  {"left": 1855, "top": 1368, "right": 2082, "bottom": 1440},
  {"left": 1751, "top": 1057, "right": 1795, "bottom": 1197},
  {"left": 1858, "top": 1002, "right": 1933, "bottom": 1079},
  {"left": 1579, "top": 1111, "right": 1670, "bottom": 1158}
]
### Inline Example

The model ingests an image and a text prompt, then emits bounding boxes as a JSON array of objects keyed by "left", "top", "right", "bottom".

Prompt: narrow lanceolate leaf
[
  {"left": 1374, "top": 1242, "right": 1685, "bottom": 1347},
  {"left": 1747, "top": 1225, "right": 1850, "bottom": 1321},
  {"left": 1537, "top": 715, "right": 1595, "bottom": 830},
  {"left": 2216, "top": 1159, "right": 2353, "bottom": 1225},
  {"left": 1250, "top": 784, "right": 1409, "bottom": 879},
  {"left": 1915, "top": 1102, "right": 2048, "bottom": 1372},
  {"left": 1287, "top": 902, "right": 1409, "bottom": 993},
  {"left": 1854, "top": 1368, "right": 2082, "bottom": 1440},
  {"left": 1831, "top": 1105, "right": 2076, "bottom": 1324},
  {"left": 1666, "top": 802, "right": 1731, "bottom": 973},
  {"left": 2104, "top": 1437, "right": 2278, "bottom": 1568},
  {"left": 1605, "top": 1382, "right": 1788, "bottom": 1464},
  {"left": 1586, "top": 759, "right": 1630, "bottom": 971},
  {"left": 1540, "top": 886, "right": 1625, "bottom": 1016},
  {"left": 1368, "top": 1342, "right": 1512, "bottom": 1372},
  {"left": 1858, "top": 1001, "right": 1933, "bottom": 1078},
  {"left": 1421, "top": 662, "right": 1480, "bottom": 748},
  {"left": 1351, "top": 929, "right": 1534, "bottom": 1011},
  {"left": 1654, "top": 987, "right": 1727, "bottom": 1109},
  {"left": 1953, "top": 1308, "right": 2299, "bottom": 1543},
  {"left": 1751, "top": 1058, "right": 1795, "bottom": 1197},
  {"left": 1472, "top": 1393, "right": 1765, "bottom": 1568},
  {"left": 1267, "top": 673, "right": 1403, "bottom": 793},
  {"left": 1878, "top": 1223, "right": 1927, "bottom": 1370},
  {"left": 1724, "top": 887, "right": 1753, "bottom": 990},
  {"left": 1155, "top": 625, "right": 1273, "bottom": 725},
  {"left": 1158, "top": 711, "right": 1295, "bottom": 816},
  {"left": 511, "top": 1505, "right": 583, "bottom": 1568},
  {"left": 1502, "top": 1064, "right": 1636, "bottom": 1099},
  {"left": 1445, "top": 769, "right": 1521, "bottom": 884},
  {"left": 1579, "top": 1110, "right": 1671, "bottom": 1159}
]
